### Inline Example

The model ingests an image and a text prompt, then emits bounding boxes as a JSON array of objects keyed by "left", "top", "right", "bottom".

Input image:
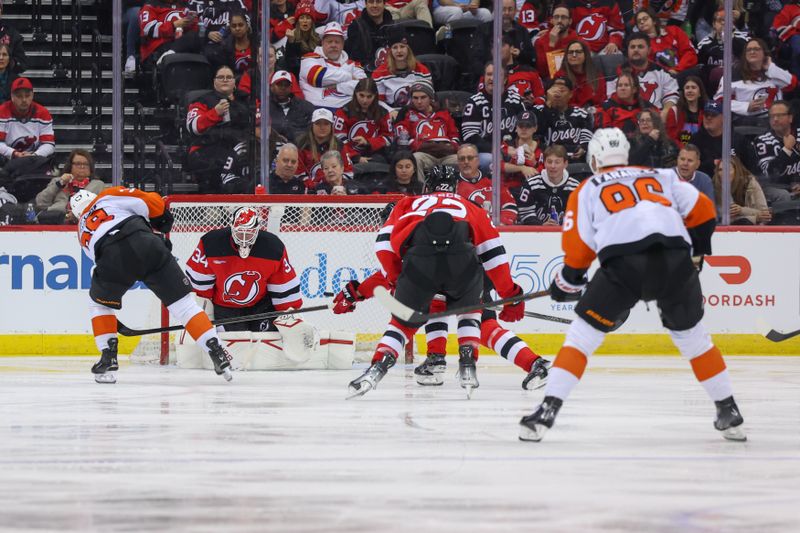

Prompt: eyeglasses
[
  {"left": 567, "top": 49, "right": 584, "bottom": 56},
  {"left": 457, "top": 155, "right": 477, "bottom": 162},
  {"left": 215, "top": 75, "right": 235, "bottom": 81},
  {"left": 638, "top": 117, "right": 653, "bottom": 123},
  {"left": 552, "top": 15, "right": 570, "bottom": 21}
]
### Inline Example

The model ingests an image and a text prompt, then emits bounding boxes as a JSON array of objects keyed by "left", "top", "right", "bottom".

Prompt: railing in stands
[
  {"left": 90, "top": 29, "right": 105, "bottom": 153},
  {"left": 31, "top": 0, "right": 46, "bottom": 44},
  {"left": 50, "top": 0, "right": 67, "bottom": 79},
  {"left": 155, "top": 141, "right": 175, "bottom": 195},
  {"left": 70, "top": 0, "right": 86, "bottom": 115},
  {"left": 131, "top": 102, "right": 147, "bottom": 187}
]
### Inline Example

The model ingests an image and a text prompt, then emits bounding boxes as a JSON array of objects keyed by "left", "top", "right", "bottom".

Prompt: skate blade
[
  {"left": 94, "top": 372, "right": 117, "bottom": 384},
  {"left": 523, "top": 376, "right": 547, "bottom": 391},
  {"left": 465, "top": 384, "right": 473, "bottom": 400},
  {"left": 721, "top": 426, "right": 747, "bottom": 442},
  {"left": 346, "top": 381, "right": 373, "bottom": 400},
  {"left": 220, "top": 368, "right": 233, "bottom": 382},
  {"left": 431, "top": 366, "right": 446, "bottom": 374},
  {"left": 415, "top": 375, "right": 444, "bottom": 386},
  {"left": 518, "top": 422, "right": 547, "bottom": 442}
]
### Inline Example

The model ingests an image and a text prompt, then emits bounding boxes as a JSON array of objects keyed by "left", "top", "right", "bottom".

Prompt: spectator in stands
[
  {"left": 283, "top": 6, "right": 321, "bottom": 74},
  {"left": 385, "top": 150, "right": 424, "bottom": 194},
  {"left": 334, "top": 78, "right": 392, "bottom": 163},
  {"left": 534, "top": 75, "right": 593, "bottom": 162},
  {"left": 139, "top": 0, "right": 204, "bottom": 68},
  {"left": 208, "top": 11, "right": 253, "bottom": 74},
  {"left": 314, "top": 150, "right": 362, "bottom": 194},
  {"left": 385, "top": 0, "right": 433, "bottom": 27},
  {"left": 270, "top": 0, "right": 296, "bottom": 43},
  {"left": 609, "top": 34, "right": 679, "bottom": 122},
  {"left": 185, "top": 65, "right": 251, "bottom": 194},
  {"left": 715, "top": 38, "right": 797, "bottom": 124},
  {"left": 666, "top": 76, "right": 707, "bottom": 146},
  {"left": 123, "top": 1, "right": 144, "bottom": 76},
  {"left": 695, "top": 10, "right": 748, "bottom": 94},
  {"left": 596, "top": 70, "right": 656, "bottom": 138},
  {"left": 270, "top": 143, "right": 307, "bottom": 194},
  {"left": 565, "top": 0, "right": 624, "bottom": 54},
  {"left": 297, "top": 108, "right": 354, "bottom": 188},
  {"left": 300, "top": 22, "right": 367, "bottom": 109},
  {"left": 240, "top": 45, "right": 303, "bottom": 99},
  {"left": 372, "top": 28, "right": 431, "bottom": 108},
  {"left": 772, "top": 0, "right": 800, "bottom": 79},
  {"left": 462, "top": 62, "right": 529, "bottom": 173},
  {"left": 712, "top": 155, "right": 772, "bottom": 225},
  {"left": 675, "top": 144, "right": 715, "bottom": 203},
  {"left": 501, "top": 110, "right": 543, "bottom": 189},
  {"left": 533, "top": 5, "right": 580, "bottom": 80},
  {"left": 633, "top": 8, "right": 697, "bottom": 76},
  {"left": 516, "top": 1, "right": 546, "bottom": 36},
  {"left": 750, "top": 101, "right": 800, "bottom": 203},
  {"left": 0, "top": 78, "right": 55, "bottom": 180},
  {"left": 394, "top": 81, "right": 460, "bottom": 181},
  {"left": 516, "top": 144, "right": 580, "bottom": 226},
  {"left": 432, "top": 0, "right": 492, "bottom": 26},
  {"left": 556, "top": 39, "right": 605, "bottom": 108},
  {"left": 475, "top": 0, "right": 535, "bottom": 74},
  {"left": 629, "top": 109, "right": 679, "bottom": 168},
  {"left": 455, "top": 143, "right": 518, "bottom": 224},
  {"left": 501, "top": 32, "right": 545, "bottom": 107},
  {"left": 0, "top": 2, "right": 27, "bottom": 73},
  {"left": 34, "top": 149, "right": 106, "bottom": 224},
  {"left": 269, "top": 70, "right": 314, "bottom": 144},
  {"left": 0, "top": 44, "right": 19, "bottom": 103},
  {"left": 345, "top": 0, "right": 393, "bottom": 74},
  {"left": 689, "top": 100, "right": 748, "bottom": 176}
]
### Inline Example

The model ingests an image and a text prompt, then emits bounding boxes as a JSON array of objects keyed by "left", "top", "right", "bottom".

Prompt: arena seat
[
  {"left": 417, "top": 54, "right": 459, "bottom": 91},
  {"left": 595, "top": 53, "right": 626, "bottom": 81},
  {"left": 158, "top": 53, "right": 214, "bottom": 105},
  {"left": 391, "top": 20, "right": 437, "bottom": 56}
]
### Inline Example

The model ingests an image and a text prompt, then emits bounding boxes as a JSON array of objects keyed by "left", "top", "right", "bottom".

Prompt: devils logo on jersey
[
  {"left": 348, "top": 120, "right": 376, "bottom": 143},
  {"left": 393, "top": 85, "right": 411, "bottom": 107},
  {"left": 415, "top": 119, "right": 447, "bottom": 141},
  {"left": 639, "top": 81, "right": 658, "bottom": 103},
  {"left": 575, "top": 13, "right": 607, "bottom": 43},
  {"left": 11, "top": 136, "right": 37, "bottom": 152},
  {"left": 374, "top": 47, "right": 388, "bottom": 69},
  {"left": 753, "top": 87, "right": 780, "bottom": 108},
  {"left": 223, "top": 271, "right": 262, "bottom": 305},
  {"left": 467, "top": 187, "right": 492, "bottom": 210}
]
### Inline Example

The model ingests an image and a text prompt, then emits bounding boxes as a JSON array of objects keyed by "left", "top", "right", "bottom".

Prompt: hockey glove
[
  {"left": 332, "top": 280, "right": 364, "bottom": 314},
  {"left": 160, "top": 234, "right": 173, "bottom": 252},
  {"left": 499, "top": 283, "right": 525, "bottom": 322},
  {"left": 692, "top": 255, "right": 704, "bottom": 272},
  {"left": 549, "top": 266, "right": 587, "bottom": 303},
  {"left": 150, "top": 208, "right": 174, "bottom": 234}
]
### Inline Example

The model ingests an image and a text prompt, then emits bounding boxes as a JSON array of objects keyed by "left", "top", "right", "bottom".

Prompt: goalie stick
[
  {"left": 524, "top": 311, "right": 572, "bottom": 325},
  {"left": 373, "top": 286, "right": 550, "bottom": 322},
  {"left": 117, "top": 303, "right": 332, "bottom": 337}
]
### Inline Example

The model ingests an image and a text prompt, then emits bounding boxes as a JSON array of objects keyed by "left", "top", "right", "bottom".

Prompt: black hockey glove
[
  {"left": 150, "top": 208, "right": 174, "bottom": 234},
  {"left": 160, "top": 234, "right": 173, "bottom": 252},
  {"left": 549, "top": 266, "right": 587, "bottom": 303}
]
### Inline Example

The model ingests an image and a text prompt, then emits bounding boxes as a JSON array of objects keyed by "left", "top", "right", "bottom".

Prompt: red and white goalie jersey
[
  {"left": 76, "top": 187, "right": 167, "bottom": 261},
  {"left": 562, "top": 166, "right": 716, "bottom": 271},
  {"left": 185, "top": 228, "right": 303, "bottom": 311},
  {"left": 375, "top": 192, "right": 517, "bottom": 298}
]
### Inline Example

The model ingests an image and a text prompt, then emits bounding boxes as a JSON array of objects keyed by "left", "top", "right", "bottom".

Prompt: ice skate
[
  {"left": 91, "top": 338, "right": 119, "bottom": 384},
  {"left": 714, "top": 396, "right": 746, "bottom": 441},
  {"left": 347, "top": 352, "right": 396, "bottom": 399},
  {"left": 414, "top": 353, "right": 446, "bottom": 386},
  {"left": 519, "top": 396, "right": 563, "bottom": 442},
  {"left": 456, "top": 345, "right": 479, "bottom": 399},
  {"left": 205, "top": 338, "right": 233, "bottom": 382},
  {"left": 522, "top": 357, "right": 550, "bottom": 390}
]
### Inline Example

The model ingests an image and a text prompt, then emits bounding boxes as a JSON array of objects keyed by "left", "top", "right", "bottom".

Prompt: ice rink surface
[{"left": 0, "top": 355, "right": 798, "bottom": 533}]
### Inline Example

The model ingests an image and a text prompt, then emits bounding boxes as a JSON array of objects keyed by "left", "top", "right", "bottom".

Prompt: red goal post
[{"left": 132, "top": 194, "right": 411, "bottom": 365}]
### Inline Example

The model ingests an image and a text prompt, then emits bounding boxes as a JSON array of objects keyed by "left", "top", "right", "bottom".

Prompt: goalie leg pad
[{"left": 274, "top": 315, "right": 319, "bottom": 363}]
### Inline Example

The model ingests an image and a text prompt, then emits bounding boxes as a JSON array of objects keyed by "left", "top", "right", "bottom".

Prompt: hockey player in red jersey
[
  {"left": 519, "top": 128, "right": 746, "bottom": 442},
  {"left": 185, "top": 206, "right": 317, "bottom": 362},
  {"left": 70, "top": 187, "right": 233, "bottom": 383},
  {"left": 346, "top": 168, "right": 525, "bottom": 398}
]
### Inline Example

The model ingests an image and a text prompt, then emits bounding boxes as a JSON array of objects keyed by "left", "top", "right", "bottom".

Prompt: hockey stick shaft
[
  {"left": 116, "top": 303, "right": 332, "bottom": 337},
  {"left": 524, "top": 310, "right": 572, "bottom": 325},
  {"left": 765, "top": 328, "right": 800, "bottom": 342}
]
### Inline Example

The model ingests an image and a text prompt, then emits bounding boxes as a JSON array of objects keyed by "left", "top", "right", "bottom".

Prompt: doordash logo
[{"left": 703, "top": 255, "right": 774, "bottom": 307}]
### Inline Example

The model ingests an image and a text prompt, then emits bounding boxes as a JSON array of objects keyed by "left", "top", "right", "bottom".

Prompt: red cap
[{"left": 11, "top": 77, "right": 33, "bottom": 92}]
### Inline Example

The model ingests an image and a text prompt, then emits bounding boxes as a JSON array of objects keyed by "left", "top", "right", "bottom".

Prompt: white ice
[{"left": 0, "top": 355, "right": 798, "bottom": 532}]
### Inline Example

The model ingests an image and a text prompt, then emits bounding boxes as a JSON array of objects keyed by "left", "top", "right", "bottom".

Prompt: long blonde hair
[{"left": 386, "top": 44, "right": 418, "bottom": 74}]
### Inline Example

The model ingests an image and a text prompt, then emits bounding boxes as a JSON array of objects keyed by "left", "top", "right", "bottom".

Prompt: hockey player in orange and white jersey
[
  {"left": 519, "top": 128, "right": 746, "bottom": 442},
  {"left": 70, "top": 187, "right": 233, "bottom": 384}
]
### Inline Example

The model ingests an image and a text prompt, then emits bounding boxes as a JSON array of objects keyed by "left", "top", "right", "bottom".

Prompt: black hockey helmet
[
  {"left": 379, "top": 202, "right": 396, "bottom": 223},
  {"left": 423, "top": 164, "right": 459, "bottom": 194}
]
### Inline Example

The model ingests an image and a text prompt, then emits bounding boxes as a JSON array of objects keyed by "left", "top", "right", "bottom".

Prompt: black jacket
[
  {"left": 270, "top": 94, "right": 315, "bottom": 145},
  {"left": 0, "top": 21, "right": 27, "bottom": 73},
  {"left": 344, "top": 10, "right": 393, "bottom": 73}
]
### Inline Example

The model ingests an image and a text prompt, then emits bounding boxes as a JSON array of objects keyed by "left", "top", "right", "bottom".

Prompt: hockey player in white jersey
[{"left": 519, "top": 128, "right": 746, "bottom": 442}]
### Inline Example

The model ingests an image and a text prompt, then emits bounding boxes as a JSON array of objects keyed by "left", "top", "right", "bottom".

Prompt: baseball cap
[
  {"left": 311, "top": 108, "right": 334, "bottom": 123},
  {"left": 270, "top": 70, "right": 292, "bottom": 85},
  {"left": 704, "top": 100, "right": 723, "bottom": 115},
  {"left": 11, "top": 78, "right": 33, "bottom": 92},
  {"left": 516, "top": 111, "right": 537, "bottom": 127},
  {"left": 547, "top": 75, "right": 573, "bottom": 91},
  {"left": 322, "top": 22, "right": 345, "bottom": 38}
]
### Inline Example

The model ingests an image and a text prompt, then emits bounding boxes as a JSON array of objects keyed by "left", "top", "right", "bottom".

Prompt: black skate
[
  {"left": 519, "top": 396, "right": 563, "bottom": 442},
  {"left": 522, "top": 357, "right": 550, "bottom": 390},
  {"left": 205, "top": 338, "right": 233, "bottom": 382},
  {"left": 347, "top": 352, "right": 396, "bottom": 399},
  {"left": 457, "top": 345, "right": 479, "bottom": 399},
  {"left": 414, "top": 353, "right": 446, "bottom": 386},
  {"left": 91, "top": 338, "right": 119, "bottom": 384},
  {"left": 714, "top": 396, "right": 746, "bottom": 441}
]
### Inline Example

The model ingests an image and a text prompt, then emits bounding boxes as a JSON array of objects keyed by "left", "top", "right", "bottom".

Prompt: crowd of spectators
[{"left": 118, "top": 0, "right": 800, "bottom": 225}]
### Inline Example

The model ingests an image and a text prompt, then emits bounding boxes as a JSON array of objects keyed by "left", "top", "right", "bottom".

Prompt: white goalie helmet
[
  {"left": 69, "top": 189, "right": 97, "bottom": 219},
  {"left": 587, "top": 127, "right": 630, "bottom": 172},
  {"left": 231, "top": 206, "right": 260, "bottom": 258}
]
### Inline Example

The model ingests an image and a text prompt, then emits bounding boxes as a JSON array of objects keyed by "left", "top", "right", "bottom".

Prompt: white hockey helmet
[
  {"left": 69, "top": 189, "right": 97, "bottom": 219},
  {"left": 587, "top": 127, "right": 630, "bottom": 172},
  {"left": 231, "top": 206, "right": 260, "bottom": 258}
]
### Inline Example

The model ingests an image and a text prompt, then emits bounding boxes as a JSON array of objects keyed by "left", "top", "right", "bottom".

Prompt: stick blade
[
  {"left": 373, "top": 286, "right": 416, "bottom": 321},
  {"left": 766, "top": 329, "right": 791, "bottom": 342}
]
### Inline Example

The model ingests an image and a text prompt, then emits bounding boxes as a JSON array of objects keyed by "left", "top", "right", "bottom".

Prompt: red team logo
[
  {"left": 638, "top": 81, "right": 658, "bottom": 104},
  {"left": 11, "top": 136, "right": 37, "bottom": 152},
  {"left": 415, "top": 119, "right": 447, "bottom": 141},
  {"left": 348, "top": 120, "right": 373, "bottom": 142},
  {"left": 575, "top": 14, "right": 607, "bottom": 43},
  {"left": 223, "top": 271, "right": 262, "bottom": 305}
]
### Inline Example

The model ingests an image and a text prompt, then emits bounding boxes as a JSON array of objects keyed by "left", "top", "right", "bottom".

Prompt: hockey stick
[
  {"left": 524, "top": 310, "right": 572, "bottom": 325},
  {"left": 764, "top": 328, "right": 800, "bottom": 342},
  {"left": 373, "top": 286, "right": 550, "bottom": 323},
  {"left": 116, "top": 303, "right": 332, "bottom": 337}
]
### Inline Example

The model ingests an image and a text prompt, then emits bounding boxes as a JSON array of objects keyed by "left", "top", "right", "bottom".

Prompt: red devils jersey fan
[
  {"left": 71, "top": 187, "right": 233, "bottom": 383},
  {"left": 565, "top": 0, "right": 624, "bottom": 53},
  {"left": 139, "top": 0, "right": 203, "bottom": 67},
  {"left": 0, "top": 78, "right": 56, "bottom": 177}
]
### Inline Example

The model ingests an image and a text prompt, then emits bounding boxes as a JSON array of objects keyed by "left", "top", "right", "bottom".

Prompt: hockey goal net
[{"left": 132, "top": 194, "right": 406, "bottom": 365}]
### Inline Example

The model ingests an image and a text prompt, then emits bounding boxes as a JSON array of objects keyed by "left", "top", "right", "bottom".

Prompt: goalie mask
[
  {"left": 423, "top": 165, "right": 459, "bottom": 194},
  {"left": 587, "top": 127, "right": 630, "bottom": 172},
  {"left": 231, "top": 206, "right": 260, "bottom": 258},
  {"left": 69, "top": 189, "right": 97, "bottom": 219}
]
